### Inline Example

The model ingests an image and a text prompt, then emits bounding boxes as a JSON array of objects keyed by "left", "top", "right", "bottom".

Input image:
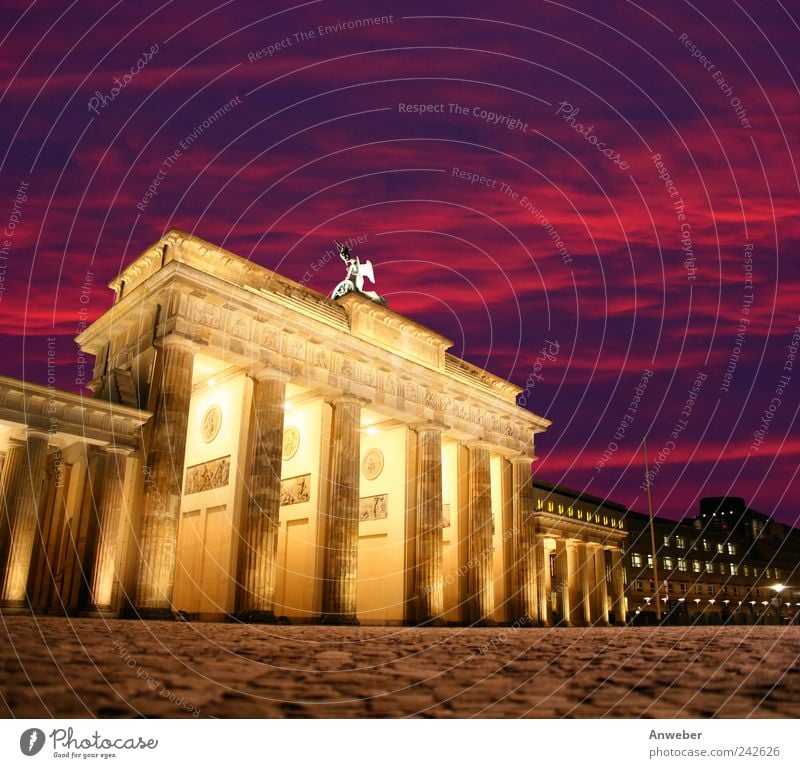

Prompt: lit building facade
[
  {"left": 2, "top": 228, "right": 628, "bottom": 626},
  {"left": 622, "top": 497, "right": 800, "bottom": 625}
]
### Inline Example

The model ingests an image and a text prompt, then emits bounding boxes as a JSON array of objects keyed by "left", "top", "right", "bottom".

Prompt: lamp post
[{"left": 771, "top": 583, "right": 785, "bottom": 624}]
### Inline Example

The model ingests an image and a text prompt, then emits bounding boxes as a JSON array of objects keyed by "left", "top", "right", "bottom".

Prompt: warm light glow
[
  {"left": 772, "top": 583, "right": 785, "bottom": 594},
  {"left": 708, "top": 599, "right": 715, "bottom": 604},
  {"left": 208, "top": 378, "right": 216, "bottom": 387},
  {"left": 284, "top": 402, "right": 294, "bottom": 410},
  {"left": 365, "top": 426, "right": 379, "bottom": 436}
]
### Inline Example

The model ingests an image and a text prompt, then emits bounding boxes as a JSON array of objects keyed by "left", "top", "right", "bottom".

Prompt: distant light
[
  {"left": 284, "top": 402, "right": 293, "bottom": 410},
  {"left": 365, "top": 427, "right": 379, "bottom": 436},
  {"left": 208, "top": 378, "right": 216, "bottom": 387},
  {"left": 772, "top": 583, "right": 785, "bottom": 594},
  {"left": 709, "top": 599, "right": 715, "bottom": 604}
]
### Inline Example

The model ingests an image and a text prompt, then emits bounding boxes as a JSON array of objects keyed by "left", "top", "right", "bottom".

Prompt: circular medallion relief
[
  {"left": 362, "top": 448, "right": 384, "bottom": 481},
  {"left": 283, "top": 426, "right": 300, "bottom": 460},
  {"left": 201, "top": 405, "right": 222, "bottom": 443}
]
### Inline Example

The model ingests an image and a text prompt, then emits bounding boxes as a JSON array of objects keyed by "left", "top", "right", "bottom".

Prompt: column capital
[
  {"left": 248, "top": 366, "right": 292, "bottom": 384},
  {"left": 20, "top": 428, "right": 50, "bottom": 442},
  {"left": 101, "top": 444, "right": 136, "bottom": 457},
  {"left": 509, "top": 454, "right": 534, "bottom": 466},
  {"left": 464, "top": 439, "right": 493, "bottom": 452},
  {"left": 157, "top": 333, "right": 198, "bottom": 352},
  {"left": 411, "top": 419, "right": 448, "bottom": 435},
  {"left": 328, "top": 394, "right": 368, "bottom": 408}
]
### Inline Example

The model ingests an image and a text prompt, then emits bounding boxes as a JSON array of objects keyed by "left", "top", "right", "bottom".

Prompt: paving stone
[{"left": 2, "top": 618, "right": 800, "bottom": 717}]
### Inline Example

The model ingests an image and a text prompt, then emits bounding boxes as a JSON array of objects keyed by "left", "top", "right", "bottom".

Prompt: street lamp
[{"left": 771, "top": 584, "right": 785, "bottom": 623}]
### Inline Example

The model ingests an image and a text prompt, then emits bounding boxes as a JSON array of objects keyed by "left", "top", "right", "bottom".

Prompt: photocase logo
[{"left": 19, "top": 728, "right": 45, "bottom": 756}]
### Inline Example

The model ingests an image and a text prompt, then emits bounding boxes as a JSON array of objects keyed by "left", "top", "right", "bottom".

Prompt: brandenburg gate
[{"left": 0, "top": 229, "right": 627, "bottom": 625}]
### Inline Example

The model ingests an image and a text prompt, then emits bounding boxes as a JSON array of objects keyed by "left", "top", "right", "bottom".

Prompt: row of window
[
  {"left": 632, "top": 581, "right": 772, "bottom": 598},
  {"left": 630, "top": 552, "right": 783, "bottom": 579},
  {"left": 536, "top": 499, "right": 623, "bottom": 528},
  {"left": 661, "top": 535, "right": 738, "bottom": 555}
]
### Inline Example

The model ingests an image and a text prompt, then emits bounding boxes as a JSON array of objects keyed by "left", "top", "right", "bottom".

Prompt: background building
[{"left": 622, "top": 496, "right": 800, "bottom": 625}]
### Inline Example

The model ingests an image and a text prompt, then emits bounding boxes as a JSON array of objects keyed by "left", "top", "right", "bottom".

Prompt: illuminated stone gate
[{"left": 0, "top": 229, "right": 627, "bottom": 625}]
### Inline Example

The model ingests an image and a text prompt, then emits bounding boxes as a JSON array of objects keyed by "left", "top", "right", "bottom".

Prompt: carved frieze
[
  {"left": 185, "top": 456, "right": 230, "bottom": 495},
  {"left": 359, "top": 494, "right": 388, "bottom": 521},
  {"left": 280, "top": 474, "right": 310, "bottom": 505}
]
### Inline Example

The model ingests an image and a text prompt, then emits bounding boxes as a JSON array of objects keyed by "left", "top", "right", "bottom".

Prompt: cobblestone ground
[{"left": 1, "top": 617, "right": 799, "bottom": 718}]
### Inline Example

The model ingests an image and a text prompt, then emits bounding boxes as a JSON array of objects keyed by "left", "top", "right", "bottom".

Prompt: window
[
  {"left": 695, "top": 584, "right": 702, "bottom": 594},
  {"left": 678, "top": 559, "right": 687, "bottom": 572},
  {"left": 537, "top": 498, "right": 544, "bottom": 510},
  {"left": 753, "top": 567, "right": 759, "bottom": 577},
  {"left": 663, "top": 535, "right": 671, "bottom": 547},
  {"left": 663, "top": 556, "right": 674, "bottom": 570},
  {"left": 717, "top": 543, "right": 724, "bottom": 554},
  {"left": 702, "top": 539, "right": 710, "bottom": 551},
  {"left": 707, "top": 585, "right": 714, "bottom": 594},
  {"left": 733, "top": 586, "right": 739, "bottom": 595},
  {"left": 549, "top": 553, "right": 556, "bottom": 578},
  {"left": 775, "top": 568, "right": 782, "bottom": 578},
  {"left": 705, "top": 562, "right": 713, "bottom": 573},
  {"left": 692, "top": 560, "right": 702, "bottom": 573},
  {"left": 680, "top": 583, "right": 687, "bottom": 594},
  {"left": 547, "top": 501, "right": 554, "bottom": 512},
  {"left": 558, "top": 504, "right": 564, "bottom": 514},
  {"left": 635, "top": 581, "right": 643, "bottom": 593},
  {"left": 647, "top": 554, "right": 653, "bottom": 568},
  {"left": 631, "top": 553, "right": 643, "bottom": 568},
  {"left": 676, "top": 536, "right": 686, "bottom": 549},
  {"left": 727, "top": 543, "right": 737, "bottom": 556},
  {"left": 743, "top": 565, "right": 751, "bottom": 577},
  {"left": 730, "top": 564, "right": 738, "bottom": 576}
]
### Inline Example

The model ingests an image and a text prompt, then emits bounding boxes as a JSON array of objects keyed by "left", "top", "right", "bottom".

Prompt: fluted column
[
  {"left": 592, "top": 545, "right": 610, "bottom": 625},
  {"left": 511, "top": 457, "right": 537, "bottom": 624},
  {"left": 467, "top": 443, "right": 495, "bottom": 625},
  {"left": 610, "top": 548, "right": 626, "bottom": 625},
  {"left": 413, "top": 424, "right": 445, "bottom": 624},
  {"left": 566, "top": 541, "right": 581, "bottom": 625},
  {"left": 321, "top": 396, "right": 361, "bottom": 624},
  {"left": 237, "top": 372, "right": 286, "bottom": 621},
  {"left": 534, "top": 532, "right": 549, "bottom": 625},
  {"left": 0, "top": 431, "right": 49, "bottom": 608},
  {"left": 88, "top": 447, "right": 132, "bottom": 611},
  {"left": 578, "top": 542, "right": 592, "bottom": 625},
  {"left": 133, "top": 335, "right": 196, "bottom": 617},
  {"left": 554, "top": 538, "right": 572, "bottom": 626}
]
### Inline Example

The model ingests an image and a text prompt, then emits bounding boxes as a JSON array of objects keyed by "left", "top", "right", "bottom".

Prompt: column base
[
  {"left": 124, "top": 606, "right": 176, "bottom": 621},
  {"left": 81, "top": 606, "right": 119, "bottom": 619},
  {"left": 414, "top": 616, "right": 447, "bottom": 627},
  {"left": 0, "top": 600, "right": 32, "bottom": 616},
  {"left": 235, "top": 610, "right": 289, "bottom": 625},
  {"left": 470, "top": 618, "right": 497, "bottom": 627},
  {"left": 319, "top": 614, "right": 360, "bottom": 626}
]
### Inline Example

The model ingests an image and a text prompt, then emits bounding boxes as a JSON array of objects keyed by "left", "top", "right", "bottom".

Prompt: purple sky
[{"left": 1, "top": 0, "right": 799, "bottom": 525}]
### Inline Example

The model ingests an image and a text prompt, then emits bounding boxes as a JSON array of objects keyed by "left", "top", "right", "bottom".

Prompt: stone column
[
  {"left": 566, "top": 541, "right": 581, "bottom": 626},
  {"left": 578, "top": 542, "right": 592, "bottom": 625},
  {"left": 511, "top": 457, "right": 537, "bottom": 625},
  {"left": 592, "top": 545, "right": 610, "bottom": 625},
  {"left": 321, "top": 396, "right": 361, "bottom": 624},
  {"left": 534, "top": 532, "right": 549, "bottom": 625},
  {"left": 554, "top": 538, "right": 572, "bottom": 626},
  {"left": 88, "top": 447, "right": 132, "bottom": 612},
  {"left": 467, "top": 443, "right": 495, "bottom": 625},
  {"left": 133, "top": 335, "right": 195, "bottom": 618},
  {"left": 0, "top": 431, "right": 50, "bottom": 608},
  {"left": 237, "top": 372, "right": 286, "bottom": 622},
  {"left": 413, "top": 424, "right": 445, "bottom": 625},
  {"left": 610, "top": 548, "right": 626, "bottom": 625}
]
